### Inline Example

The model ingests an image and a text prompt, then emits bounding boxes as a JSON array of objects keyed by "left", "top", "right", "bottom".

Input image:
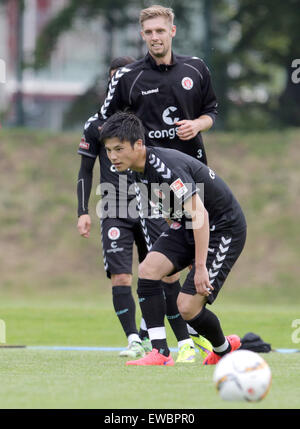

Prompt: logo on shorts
[
  {"left": 108, "top": 227, "right": 120, "bottom": 240},
  {"left": 181, "top": 77, "right": 193, "bottom": 90},
  {"left": 170, "top": 178, "right": 188, "bottom": 198},
  {"left": 79, "top": 137, "right": 90, "bottom": 150}
]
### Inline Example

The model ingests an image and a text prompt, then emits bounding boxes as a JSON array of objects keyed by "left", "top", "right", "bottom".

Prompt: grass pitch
[
  {"left": 0, "top": 295, "right": 299, "bottom": 409},
  {"left": 0, "top": 349, "right": 299, "bottom": 409}
]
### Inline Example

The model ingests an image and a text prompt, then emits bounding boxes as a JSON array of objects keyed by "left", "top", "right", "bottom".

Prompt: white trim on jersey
[
  {"left": 134, "top": 182, "right": 152, "bottom": 252},
  {"left": 84, "top": 113, "right": 98, "bottom": 130},
  {"left": 129, "top": 70, "right": 144, "bottom": 105},
  {"left": 183, "top": 62, "right": 204, "bottom": 80},
  {"left": 148, "top": 153, "right": 171, "bottom": 179},
  {"left": 100, "top": 219, "right": 109, "bottom": 272},
  {"left": 100, "top": 66, "right": 132, "bottom": 119}
]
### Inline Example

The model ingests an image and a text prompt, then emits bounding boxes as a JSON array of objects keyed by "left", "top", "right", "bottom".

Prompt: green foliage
[
  {"left": 33, "top": 0, "right": 140, "bottom": 69},
  {"left": 31, "top": 0, "right": 300, "bottom": 129},
  {"left": 62, "top": 79, "right": 106, "bottom": 129},
  {"left": 233, "top": 0, "right": 300, "bottom": 62},
  {"left": 227, "top": 0, "right": 300, "bottom": 126}
]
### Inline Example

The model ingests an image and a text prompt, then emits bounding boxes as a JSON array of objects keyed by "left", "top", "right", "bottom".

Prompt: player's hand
[
  {"left": 77, "top": 214, "right": 91, "bottom": 238},
  {"left": 176, "top": 119, "right": 201, "bottom": 141},
  {"left": 194, "top": 265, "right": 214, "bottom": 297}
]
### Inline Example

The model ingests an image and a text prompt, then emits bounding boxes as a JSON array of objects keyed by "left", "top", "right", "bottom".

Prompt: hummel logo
[{"left": 142, "top": 88, "right": 159, "bottom": 95}]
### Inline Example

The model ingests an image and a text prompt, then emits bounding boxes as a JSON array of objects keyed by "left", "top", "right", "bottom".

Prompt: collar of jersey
[{"left": 144, "top": 52, "right": 178, "bottom": 71}]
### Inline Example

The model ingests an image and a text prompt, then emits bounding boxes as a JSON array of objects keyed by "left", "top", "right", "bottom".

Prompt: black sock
[
  {"left": 186, "top": 307, "right": 226, "bottom": 349},
  {"left": 162, "top": 280, "right": 190, "bottom": 342},
  {"left": 137, "top": 278, "right": 169, "bottom": 356},
  {"left": 139, "top": 318, "right": 149, "bottom": 340},
  {"left": 139, "top": 328, "right": 149, "bottom": 341},
  {"left": 187, "top": 323, "right": 200, "bottom": 338},
  {"left": 112, "top": 286, "right": 138, "bottom": 338}
]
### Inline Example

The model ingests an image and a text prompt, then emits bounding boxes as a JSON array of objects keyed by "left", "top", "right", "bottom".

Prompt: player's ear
[
  {"left": 134, "top": 139, "right": 144, "bottom": 149},
  {"left": 140, "top": 30, "right": 145, "bottom": 41},
  {"left": 171, "top": 25, "right": 176, "bottom": 38}
]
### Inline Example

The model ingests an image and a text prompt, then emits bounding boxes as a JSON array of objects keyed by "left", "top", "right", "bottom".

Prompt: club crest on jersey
[
  {"left": 170, "top": 178, "right": 188, "bottom": 198},
  {"left": 108, "top": 227, "right": 120, "bottom": 240},
  {"left": 79, "top": 137, "right": 90, "bottom": 150},
  {"left": 181, "top": 77, "right": 193, "bottom": 90},
  {"left": 170, "top": 221, "right": 182, "bottom": 230}
]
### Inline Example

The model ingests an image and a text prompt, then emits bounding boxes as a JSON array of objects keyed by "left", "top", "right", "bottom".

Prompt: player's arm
[
  {"left": 176, "top": 61, "right": 218, "bottom": 140},
  {"left": 183, "top": 193, "right": 213, "bottom": 297},
  {"left": 193, "top": 60, "right": 218, "bottom": 131},
  {"left": 77, "top": 155, "right": 96, "bottom": 238},
  {"left": 176, "top": 115, "right": 213, "bottom": 141}
]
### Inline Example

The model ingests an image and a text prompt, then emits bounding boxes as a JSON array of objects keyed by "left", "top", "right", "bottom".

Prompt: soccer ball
[{"left": 213, "top": 350, "right": 272, "bottom": 402}]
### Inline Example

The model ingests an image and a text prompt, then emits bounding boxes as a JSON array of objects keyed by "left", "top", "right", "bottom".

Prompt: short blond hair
[{"left": 139, "top": 5, "right": 175, "bottom": 27}]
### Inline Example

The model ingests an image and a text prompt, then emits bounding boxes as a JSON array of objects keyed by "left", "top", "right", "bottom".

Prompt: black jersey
[
  {"left": 134, "top": 147, "right": 246, "bottom": 233},
  {"left": 99, "top": 52, "right": 218, "bottom": 164},
  {"left": 77, "top": 113, "right": 136, "bottom": 209}
]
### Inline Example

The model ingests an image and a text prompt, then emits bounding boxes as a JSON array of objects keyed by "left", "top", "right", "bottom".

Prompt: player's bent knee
[
  {"left": 139, "top": 252, "right": 174, "bottom": 280},
  {"left": 177, "top": 299, "right": 192, "bottom": 320},
  {"left": 177, "top": 293, "right": 204, "bottom": 321},
  {"left": 138, "top": 260, "right": 157, "bottom": 280},
  {"left": 111, "top": 273, "right": 132, "bottom": 286}
]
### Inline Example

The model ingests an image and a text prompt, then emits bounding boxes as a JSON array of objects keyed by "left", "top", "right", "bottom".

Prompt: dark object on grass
[{"left": 240, "top": 332, "right": 272, "bottom": 353}]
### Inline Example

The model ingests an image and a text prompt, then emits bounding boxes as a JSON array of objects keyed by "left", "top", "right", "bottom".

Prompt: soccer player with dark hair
[
  {"left": 100, "top": 112, "right": 247, "bottom": 366},
  {"left": 77, "top": 57, "right": 201, "bottom": 362}
]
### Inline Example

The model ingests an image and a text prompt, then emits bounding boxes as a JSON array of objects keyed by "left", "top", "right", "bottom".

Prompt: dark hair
[
  {"left": 109, "top": 56, "right": 136, "bottom": 77},
  {"left": 100, "top": 112, "right": 145, "bottom": 147}
]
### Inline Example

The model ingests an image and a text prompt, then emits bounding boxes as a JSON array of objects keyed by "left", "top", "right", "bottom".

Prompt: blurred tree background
[
  {"left": 1, "top": 0, "right": 299, "bottom": 302},
  {"left": 28, "top": 0, "right": 300, "bottom": 130}
]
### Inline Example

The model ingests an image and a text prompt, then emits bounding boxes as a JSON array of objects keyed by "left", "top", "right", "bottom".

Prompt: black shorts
[
  {"left": 100, "top": 216, "right": 169, "bottom": 278},
  {"left": 150, "top": 223, "right": 247, "bottom": 304}
]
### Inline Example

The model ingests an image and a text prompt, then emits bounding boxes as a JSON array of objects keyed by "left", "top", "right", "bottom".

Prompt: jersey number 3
[{"left": 197, "top": 149, "right": 203, "bottom": 159}]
